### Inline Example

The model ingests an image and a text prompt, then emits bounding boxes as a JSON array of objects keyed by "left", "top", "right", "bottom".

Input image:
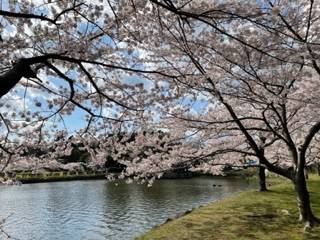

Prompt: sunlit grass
[
  {"left": 14, "top": 171, "right": 105, "bottom": 183},
  {"left": 137, "top": 175, "right": 320, "bottom": 240}
]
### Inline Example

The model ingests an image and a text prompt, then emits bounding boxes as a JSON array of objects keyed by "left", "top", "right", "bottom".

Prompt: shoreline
[
  {"left": 18, "top": 173, "right": 107, "bottom": 184},
  {"left": 2, "top": 168, "right": 257, "bottom": 185},
  {"left": 0, "top": 171, "right": 106, "bottom": 184},
  {"left": 136, "top": 175, "right": 320, "bottom": 240}
]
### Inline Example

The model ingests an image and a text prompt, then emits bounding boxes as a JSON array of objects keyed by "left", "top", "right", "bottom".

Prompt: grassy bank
[
  {"left": 138, "top": 175, "right": 320, "bottom": 240},
  {"left": 13, "top": 171, "right": 106, "bottom": 183},
  {"left": 10, "top": 168, "right": 253, "bottom": 184}
]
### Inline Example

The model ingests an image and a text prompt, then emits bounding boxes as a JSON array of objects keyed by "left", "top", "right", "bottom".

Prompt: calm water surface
[{"left": 0, "top": 177, "right": 255, "bottom": 240}]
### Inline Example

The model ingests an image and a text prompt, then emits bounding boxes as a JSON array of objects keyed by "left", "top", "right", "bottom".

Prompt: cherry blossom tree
[
  {"left": 0, "top": 0, "right": 173, "bottom": 173},
  {"left": 1, "top": 0, "right": 320, "bottom": 229},
  {"left": 106, "top": 0, "right": 320, "bottom": 228}
]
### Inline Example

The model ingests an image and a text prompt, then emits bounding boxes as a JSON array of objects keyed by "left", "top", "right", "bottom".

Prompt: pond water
[{"left": 0, "top": 177, "right": 255, "bottom": 240}]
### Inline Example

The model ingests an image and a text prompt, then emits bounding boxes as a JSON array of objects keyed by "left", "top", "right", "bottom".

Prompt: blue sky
[{"left": 0, "top": 0, "right": 214, "bottom": 136}]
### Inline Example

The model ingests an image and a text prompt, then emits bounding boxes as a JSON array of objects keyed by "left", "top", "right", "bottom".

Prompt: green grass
[
  {"left": 14, "top": 171, "right": 105, "bottom": 183},
  {"left": 137, "top": 175, "right": 320, "bottom": 240}
]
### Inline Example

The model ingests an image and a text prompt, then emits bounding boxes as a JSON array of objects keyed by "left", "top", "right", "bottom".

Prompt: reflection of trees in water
[{"left": 0, "top": 178, "right": 254, "bottom": 239}]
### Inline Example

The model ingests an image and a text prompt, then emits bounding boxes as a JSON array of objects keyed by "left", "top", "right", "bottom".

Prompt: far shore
[
  {"left": 0, "top": 168, "right": 256, "bottom": 184},
  {"left": 0, "top": 171, "right": 106, "bottom": 184}
]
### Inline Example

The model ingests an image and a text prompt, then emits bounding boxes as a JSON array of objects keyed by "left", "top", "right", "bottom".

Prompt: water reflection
[{"left": 0, "top": 177, "right": 255, "bottom": 240}]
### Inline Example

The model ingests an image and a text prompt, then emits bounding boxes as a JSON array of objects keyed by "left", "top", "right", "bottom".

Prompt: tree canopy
[{"left": 1, "top": 0, "right": 320, "bottom": 228}]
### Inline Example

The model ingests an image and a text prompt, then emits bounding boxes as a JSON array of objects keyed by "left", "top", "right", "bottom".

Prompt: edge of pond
[{"left": 135, "top": 176, "right": 320, "bottom": 240}]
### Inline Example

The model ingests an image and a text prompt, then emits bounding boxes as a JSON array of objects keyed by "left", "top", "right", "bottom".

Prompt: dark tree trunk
[
  {"left": 0, "top": 54, "right": 61, "bottom": 99},
  {"left": 304, "top": 168, "right": 309, "bottom": 180},
  {"left": 317, "top": 163, "right": 320, "bottom": 176},
  {"left": 259, "top": 165, "right": 267, "bottom": 191},
  {"left": 293, "top": 169, "right": 319, "bottom": 230},
  {"left": 0, "top": 59, "right": 37, "bottom": 98},
  {"left": 292, "top": 121, "right": 320, "bottom": 229}
]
